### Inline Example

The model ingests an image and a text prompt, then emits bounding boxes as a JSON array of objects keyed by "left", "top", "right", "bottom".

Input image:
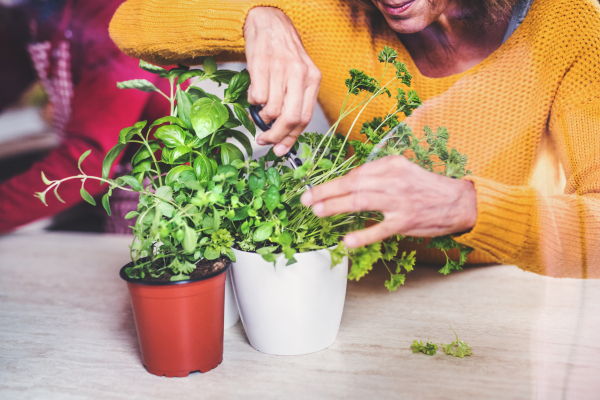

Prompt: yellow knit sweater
[{"left": 109, "top": 0, "right": 600, "bottom": 278}]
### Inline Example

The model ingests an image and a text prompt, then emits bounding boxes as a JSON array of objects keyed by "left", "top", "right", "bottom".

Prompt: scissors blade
[{"left": 287, "top": 155, "right": 312, "bottom": 190}]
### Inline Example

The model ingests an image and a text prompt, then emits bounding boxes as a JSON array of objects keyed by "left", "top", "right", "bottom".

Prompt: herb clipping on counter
[
  {"left": 411, "top": 326, "right": 472, "bottom": 358},
  {"left": 441, "top": 326, "right": 473, "bottom": 358},
  {"left": 411, "top": 339, "right": 438, "bottom": 356}
]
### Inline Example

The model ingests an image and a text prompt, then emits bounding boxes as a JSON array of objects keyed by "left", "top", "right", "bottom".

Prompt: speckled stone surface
[{"left": 1, "top": 232, "right": 599, "bottom": 399}]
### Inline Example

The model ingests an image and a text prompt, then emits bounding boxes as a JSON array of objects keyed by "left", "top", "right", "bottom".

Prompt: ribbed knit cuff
[{"left": 453, "top": 175, "right": 537, "bottom": 264}]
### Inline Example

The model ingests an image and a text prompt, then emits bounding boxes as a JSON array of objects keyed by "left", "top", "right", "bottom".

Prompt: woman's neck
[{"left": 398, "top": 10, "right": 510, "bottom": 79}]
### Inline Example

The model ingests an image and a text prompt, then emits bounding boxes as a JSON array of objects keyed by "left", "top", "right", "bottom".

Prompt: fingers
[
  {"left": 260, "top": 66, "right": 305, "bottom": 154},
  {"left": 257, "top": 60, "right": 285, "bottom": 125},
  {"left": 243, "top": 8, "right": 320, "bottom": 150},
  {"left": 349, "top": 155, "right": 411, "bottom": 177},
  {"left": 245, "top": 26, "right": 269, "bottom": 108},
  {"left": 311, "top": 192, "right": 394, "bottom": 217},
  {"left": 301, "top": 173, "right": 392, "bottom": 206},
  {"left": 344, "top": 222, "right": 398, "bottom": 248}
]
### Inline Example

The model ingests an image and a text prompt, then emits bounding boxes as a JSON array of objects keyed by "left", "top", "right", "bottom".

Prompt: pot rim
[
  {"left": 119, "top": 259, "right": 231, "bottom": 286},
  {"left": 232, "top": 244, "right": 340, "bottom": 256}
]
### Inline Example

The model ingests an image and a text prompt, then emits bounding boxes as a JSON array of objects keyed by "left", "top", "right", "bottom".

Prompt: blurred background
[{"left": 0, "top": 0, "right": 329, "bottom": 235}]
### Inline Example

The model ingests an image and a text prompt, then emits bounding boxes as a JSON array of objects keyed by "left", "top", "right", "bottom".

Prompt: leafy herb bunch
[
  {"left": 224, "top": 46, "right": 473, "bottom": 291},
  {"left": 36, "top": 58, "right": 259, "bottom": 281},
  {"left": 36, "top": 48, "right": 473, "bottom": 290}
]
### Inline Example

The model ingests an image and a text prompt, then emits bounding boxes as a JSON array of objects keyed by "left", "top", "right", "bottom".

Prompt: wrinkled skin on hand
[
  {"left": 301, "top": 155, "right": 477, "bottom": 247},
  {"left": 244, "top": 7, "right": 321, "bottom": 156}
]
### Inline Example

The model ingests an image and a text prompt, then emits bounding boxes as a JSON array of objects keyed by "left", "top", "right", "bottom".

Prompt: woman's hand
[
  {"left": 300, "top": 156, "right": 478, "bottom": 247},
  {"left": 244, "top": 7, "right": 321, "bottom": 156}
]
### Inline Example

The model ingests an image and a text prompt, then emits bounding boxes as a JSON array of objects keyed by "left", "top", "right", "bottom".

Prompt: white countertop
[{"left": 1, "top": 232, "right": 599, "bottom": 399}]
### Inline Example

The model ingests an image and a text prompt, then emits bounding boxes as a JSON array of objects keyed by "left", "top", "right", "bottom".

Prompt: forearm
[{"left": 109, "top": 0, "right": 312, "bottom": 65}]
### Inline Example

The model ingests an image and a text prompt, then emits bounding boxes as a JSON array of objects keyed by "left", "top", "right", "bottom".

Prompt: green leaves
[
  {"left": 219, "top": 143, "right": 244, "bottom": 165},
  {"left": 182, "top": 225, "right": 198, "bottom": 254},
  {"left": 102, "top": 192, "right": 111, "bottom": 216},
  {"left": 117, "top": 175, "right": 142, "bottom": 191},
  {"left": 176, "top": 89, "right": 193, "bottom": 127},
  {"left": 117, "top": 79, "right": 160, "bottom": 93},
  {"left": 224, "top": 69, "right": 250, "bottom": 103},
  {"left": 132, "top": 142, "right": 160, "bottom": 166},
  {"left": 80, "top": 186, "right": 96, "bottom": 206},
  {"left": 119, "top": 121, "right": 147, "bottom": 144},
  {"left": 149, "top": 116, "right": 188, "bottom": 131},
  {"left": 345, "top": 69, "right": 378, "bottom": 95},
  {"left": 348, "top": 243, "right": 381, "bottom": 281},
  {"left": 378, "top": 46, "right": 398, "bottom": 63},
  {"left": 155, "top": 185, "right": 173, "bottom": 200},
  {"left": 410, "top": 339, "right": 438, "bottom": 356},
  {"left": 124, "top": 211, "right": 138, "bottom": 219},
  {"left": 441, "top": 326, "right": 472, "bottom": 358},
  {"left": 177, "top": 69, "right": 205, "bottom": 85},
  {"left": 266, "top": 167, "right": 281, "bottom": 189},
  {"left": 139, "top": 59, "right": 167, "bottom": 75},
  {"left": 205, "top": 228, "right": 235, "bottom": 260},
  {"left": 329, "top": 242, "right": 347, "bottom": 267},
  {"left": 384, "top": 274, "right": 406, "bottom": 292},
  {"left": 248, "top": 169, "right": 267, "bottom": 191},
  {"left": 165, "top": 165, "right": 195, "bottom": 186},
  {"left": 253, "top": 224, "right": 273, "bottom": 242},
  {"left": 409, "top": 327, "right": 472, "bottom": 358},
  {"left": 203, "top": 57, "right": 217, "bottom": 75},
  {"left": 265, "top": 185, "right": 280, "bottom": 212},
  {"left": 102, "top": 143, "right": 126, "bottom": 180},
  {"left": 226, "top": 129, "right": 253, "bottom": 157},
  {"left": 78, "top": 150, "right": 91, "bottom": 172},
  {"left": 190, "top": 98, "right": 229, "bottom": 139},
  {"left": 41, "top": 171, "right": 52, "bottom": 185},
  {"left": 317, "top": 159, "right": 334, "bottom": 170},
  {"left": 42, "top": 48, "right": 479, "bottom": 287},
  {"left": 298, "top": 143, "right": 311, "bottom": 159},
  {"left": 155, "top": 124, "right": 186, "bottom": 148},
  {"left": 194, "top": 154, "right": 215, "bottom": 182},
  {"left": 204, "top": 247, "right": 220, "bottom": 260},
  {"left": 426, "top": 235, "right": 473, "bottom": 275},
  {"left": 233, "top": 103, "right": 256, "bottom": 137}
]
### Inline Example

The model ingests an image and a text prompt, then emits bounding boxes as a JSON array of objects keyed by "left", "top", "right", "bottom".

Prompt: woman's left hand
[{"left": 300, "top": 155, "right": 478, "bottom": 247}]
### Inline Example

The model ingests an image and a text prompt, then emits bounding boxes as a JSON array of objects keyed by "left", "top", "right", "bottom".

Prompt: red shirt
[{"left": 0, "top": 0, "right": 169, "bottom": 233}]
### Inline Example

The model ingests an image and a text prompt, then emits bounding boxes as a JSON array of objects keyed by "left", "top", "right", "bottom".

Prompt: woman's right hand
[{"left": 244, "top": 7, "right": 321, "bottom": 156}]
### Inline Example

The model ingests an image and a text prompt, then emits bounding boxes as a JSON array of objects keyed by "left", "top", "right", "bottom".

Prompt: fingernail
[
  {"left": 300, "top": 191, "right": 312, "bottom": 206},
  {"left": 312, "top": 202, "right": 324, "bottom": 215},
  {"left": 256, "top": 136, "right": 266, "bottom": 146},
  {"left": 344, "top": 235, "right": 358, "bottom": 248},
  {"left": 274, "top": 144, "right": 288, "bottom": 156}
]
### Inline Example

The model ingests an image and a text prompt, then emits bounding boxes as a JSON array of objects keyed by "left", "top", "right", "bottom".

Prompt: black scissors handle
[
  {"left": 249, "top": 104, "right": 297, "bottom": 158},
  {"left": 249, "top": 104, "right": 274, "bottom": 132},
  {"left": 249, "top": 104, "right": 311, "bottom": 189}
]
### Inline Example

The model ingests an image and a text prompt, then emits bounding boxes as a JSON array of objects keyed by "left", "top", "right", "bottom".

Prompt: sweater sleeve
[
  {"left": 0, "top": 52, "right": 165, "bottom": 234},
  {"left": 453, "top": 46, "right": 600, "bottom": 279},
  {"left": 108, "top": 0, "right": 311, "bottom": 65}
]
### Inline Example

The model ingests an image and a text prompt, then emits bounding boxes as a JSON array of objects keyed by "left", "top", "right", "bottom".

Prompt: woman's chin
[{"left": 382, "top": 15, "right": 431, "bottom": 34}]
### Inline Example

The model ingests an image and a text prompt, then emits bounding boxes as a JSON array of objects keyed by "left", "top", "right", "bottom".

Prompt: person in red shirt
[{"left": 0, "top": 0, "right": 168, "bottom": 233}]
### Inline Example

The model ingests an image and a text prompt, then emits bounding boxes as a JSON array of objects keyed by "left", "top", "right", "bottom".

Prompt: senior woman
[{"left": 109, "top": 0, "right": 600, "bottom": 278}]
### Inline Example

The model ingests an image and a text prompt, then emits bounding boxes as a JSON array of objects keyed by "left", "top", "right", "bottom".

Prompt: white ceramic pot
[
  {"left": 224, "top": 270, "right": 239, "bottom": 329},
  {"left": 230, "top": 247, "right": 348, "bottom": 355}
]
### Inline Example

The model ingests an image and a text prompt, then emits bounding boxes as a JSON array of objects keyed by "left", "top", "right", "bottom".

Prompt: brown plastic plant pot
[{"left": 120, "top": 261, "right": 230, "bottom": 377}]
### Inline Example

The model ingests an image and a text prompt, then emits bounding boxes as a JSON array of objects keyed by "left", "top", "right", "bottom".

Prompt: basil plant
[{"left": 36, "top": 58, "right": 256, "bottom": 281}]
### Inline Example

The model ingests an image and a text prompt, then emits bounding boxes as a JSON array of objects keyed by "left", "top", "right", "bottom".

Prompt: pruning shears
[{"left": 249, "top": 104, "right": 313, "bottom": 189}]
